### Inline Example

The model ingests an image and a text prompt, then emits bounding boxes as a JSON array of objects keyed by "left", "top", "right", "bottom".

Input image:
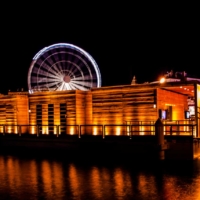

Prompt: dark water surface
[{"left": 0, "top": 153, "right": 200, "bottom": 200}]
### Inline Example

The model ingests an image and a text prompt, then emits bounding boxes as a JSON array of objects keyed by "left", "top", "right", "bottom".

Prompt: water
[{"left": 0, "top": 154, "right": 200, "bottom": 200}]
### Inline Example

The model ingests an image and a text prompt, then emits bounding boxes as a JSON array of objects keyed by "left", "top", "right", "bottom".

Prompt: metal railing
[{"left": 0, "top": 122, "right": 197, "bottom": 138}]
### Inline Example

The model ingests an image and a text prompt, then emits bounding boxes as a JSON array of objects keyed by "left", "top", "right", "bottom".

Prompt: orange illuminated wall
[
  {"left": 92, "top": 85, "right": 157, "bottom": 124},
  {"left": 0, "top": 94, "right": 16, "bottom": 133},
  {"left": 0, "top": 83, "right": 194, "bottom": 136},
  {"left": 28, "top": 90, "right": 91, "bottom": 135},
  {"left": 196, "top": 84, "right": 200, "bottom": 137},
  {"left": 75, "top": 90, "right": 92, "bottom": 135},
  {"left": 28, "top": 90, "right": 77, "bottom": 134},
  {"left": 15, "top": 94, "right": 29, "bottom": 133},
  {"left": 0, "top": 94, "right": 7, "bottom": 126},
  {"left": 157, "top": 88, "right": 188, "bottom": 120},
  {"left": 91, "top": 85, "right": 157, "bottom": 135},
  {"left": 0, "top": 92, "right": 29, "bottom": 133},
  {"left": 75, "top": 90, "right": 92, "bottom": 125}
]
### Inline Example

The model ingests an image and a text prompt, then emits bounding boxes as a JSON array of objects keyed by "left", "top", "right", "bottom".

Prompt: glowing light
[
  {"left": 54, "top": 127, "right": 57, "bottom": 135},
  {"left": 160, "top": 77, "right": 165, "bottom": 83},
  {"left": 126, "top": 126, "right": 130, "bottom": 136},
  {"left": 153, "top": 104, "right": 156, "bottom": 108},
  {"left": 70, "top": 127, "right": 74, "bottom": 135},
  {"left": 116, "top": 127, "right": 121, "bottom": 135},
  {"left": 42, "top": 127, "right": 48, "bottom": 135},
  {"left": 139, "top": 126, "right": 144, "bottom": 135},
  {"left": 163, "top": 125, "right": 166, "bottom": 135},
  {"left": 31, "top": 126, "right": 36, "bottom": 134},
  {"left": 7, "top": 126, "right": 12, "bottom": 133},
  {"left": 14, "top": 126, "right": 18, "bottom": 134},
  {"left": 93, "top": 127, "right": 97, "bottom": 135},
  {"left": 0, "top": 126, "right": 3, "bottom": 133},
  {"left": 184, "top": 125, "right": 189, "bottom": 132}
]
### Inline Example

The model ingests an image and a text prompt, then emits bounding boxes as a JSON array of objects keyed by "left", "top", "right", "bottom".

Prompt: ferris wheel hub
[{"left": 63, "top": 75, "right": 71, "bottom": 83}]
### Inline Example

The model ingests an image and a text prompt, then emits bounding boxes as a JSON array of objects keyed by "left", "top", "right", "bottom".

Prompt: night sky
[{"left": 1, "top": 2, "right": 199, "bottom": 94}]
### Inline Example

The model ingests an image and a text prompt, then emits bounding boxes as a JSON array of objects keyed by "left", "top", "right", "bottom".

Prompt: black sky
[{"left": 0, "top": 2, "right": 199, "bottom": 93}]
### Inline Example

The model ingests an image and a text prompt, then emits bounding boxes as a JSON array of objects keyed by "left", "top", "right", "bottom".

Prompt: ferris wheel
[{"left": 27, "top": 43, "right": 101, "bottom": 93}]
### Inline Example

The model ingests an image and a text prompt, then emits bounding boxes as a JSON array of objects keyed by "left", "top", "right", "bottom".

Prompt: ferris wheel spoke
[
  {"left": 71, "top": 80, "right": 92, "bottom": 87},
  {"left": 70, "top": 62, "right": 85, "bottom": 78},
  {"left": 46, "top": 81, "right": 61, "bottom": 88},
  {"left": 70, "top": 63, "right": 84, "bottom": 76},
  {"left": 53, "top": 82, "right": 63, "bottom": 91},
  {"left": 28, "top": 43, "right": 101, "bottom": 92},
  {"left": 37, "top": 77, "right": 48, "bottom": 83},
  {"left": 60, "top": 52, "right": 67, "bottom": 63},
  {"left": 37, "top": 75, "right": 61, "bottom": 85},
  {"left": 56, "top": 62, "right": 66, "bottom": 75},
  {"left": 68, "top": 83, "right": 77, "bottom": 90},
  {"left": 44, "top": 51, "right": 61, "bottom": 66},
  {"left": 37, "top": 82, "right": 49, "bottom": 88},
  {"left": 35, "top": 58, "right": 45, "bottom": 66},
  {"left": 64, "top": 60, "right": 73, "bottom": 72},
  {"left": 74, "top": 53, "right": 92, "bottom": 75},
  {"left": 57, "top": 82, "right": 65, "bottom": 91},
  {"left": 70, "top": 82, "right": 89, "bottom": 91},
  {"left": 31, "top": 77, "right": 39, "bottom": 84},
  {"left": 68, "top": 51, "right": 80, "bottom": 70},
  {"left": 37, "top": 68, "right": 52, "bottom": 76},
  {"left": 32, "top": 65, "right": 40, "bottom": 74},
  {"left": 39, "top": 58, "right": 63, "bottom": 78},
  {"left": 46, "top": 73, "right": 63, "bottom": 82},
  {"left": 72, "top": 75, "right": 93, "bottom": 81},
  {"left": 47, "top": 64, "right": 65, "bottom": 78},
  {"left": 46, "top": 77, "right": 63, "bottom": 84},
  {"left": 65, "top": 83, "right": 71, "bottom": 90},
  {"left": 38, "top": 62, "right": 56, "bottom": 75},
  {"left": 51, "top": 61, "right": 65, "bottom": 75},
  {"left": 51, "top": 63, "right": 64, "bottom": 77},
  {"left": 71, "top": 76, "right": 84, "bottom": 82},
  {"left": 46, "top": 54, "right": 58, "bottom": 66},
  {"left": 67, "top": 65, "right": 78, "bottom": 76},
  {"left": 50, "top": 82, "right": 62, "bottom": 91},
  {"left": 44, "top": 60, "right": 62, "bottom": 76}
]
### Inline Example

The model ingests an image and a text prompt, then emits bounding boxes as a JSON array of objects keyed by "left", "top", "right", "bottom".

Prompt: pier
[{"left": 1, "top": 121, "right": 200, "bottom": 161}]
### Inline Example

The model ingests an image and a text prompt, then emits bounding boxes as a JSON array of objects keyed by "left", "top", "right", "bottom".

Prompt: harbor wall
[{"left": 0, "top": 135, "right": 198, "bottom": 161}]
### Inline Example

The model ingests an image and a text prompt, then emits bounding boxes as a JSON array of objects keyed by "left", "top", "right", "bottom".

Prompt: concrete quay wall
[{"left": 0, "top": 135, "right": 199, "bottom": 161}]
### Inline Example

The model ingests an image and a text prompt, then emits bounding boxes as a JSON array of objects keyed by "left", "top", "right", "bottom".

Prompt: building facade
[{"left": 0, "top": 81, "right": 199, "bottom": 137}]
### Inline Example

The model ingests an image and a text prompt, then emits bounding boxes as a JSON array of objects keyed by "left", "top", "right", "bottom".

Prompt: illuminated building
[{"left": 0, "top": 44, "right": 200, "bottom": 137}]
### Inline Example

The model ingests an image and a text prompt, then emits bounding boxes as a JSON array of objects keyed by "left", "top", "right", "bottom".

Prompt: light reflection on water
[{"left": 0, "top": 155, "right": 200, "bottom": 200}]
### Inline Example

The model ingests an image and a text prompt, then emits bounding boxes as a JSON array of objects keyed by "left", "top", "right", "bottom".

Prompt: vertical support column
[
  {"left": 155, "top": 118, "right": 165, "bottom": 160},
  {"left": 103, "top": 125, "right": 105, "bottom": 139},
  {"left": 56, "top": 125, "right": 59, "bottom": 137},
  {"left": 3, "top": 125, "right": 5, "bottom": 135},
  {"left": 37, "top": 125, "right": 39, "bottom": 137},
  {"left": 19, "top": 125, "right": 21, "bottom": 136},
  {"left": 79, "top": 125, "right": 81, "bottom": 138},
  {"left": 129, "top": 125, "right": 132, "bottom": 139}
]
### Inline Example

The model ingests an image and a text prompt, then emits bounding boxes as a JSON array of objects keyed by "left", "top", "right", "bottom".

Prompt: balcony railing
[{"left": 0, "top": 121, "right": 197, "bottom": 138}]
